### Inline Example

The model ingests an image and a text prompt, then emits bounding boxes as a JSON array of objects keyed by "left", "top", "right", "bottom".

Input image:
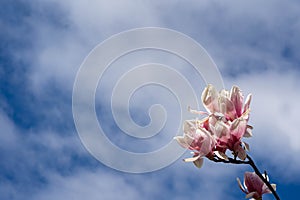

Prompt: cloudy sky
[{"left": 1, "top": 0, "right": 300, "bottom": 199}]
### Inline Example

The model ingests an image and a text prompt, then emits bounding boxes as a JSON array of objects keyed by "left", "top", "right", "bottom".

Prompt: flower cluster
[
  {"left": 175, "top": 84, "right": 279, "bottom": 199},
  {"left": 237, "top": 172, "right": 276, "bottom": 200},
  {"left": 174, "top": 84, "right": 252, "bottom": 167}
]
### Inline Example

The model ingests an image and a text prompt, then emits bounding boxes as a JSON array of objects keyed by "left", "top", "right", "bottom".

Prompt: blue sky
[{"left": 1, "top": 0, "right": 300, "bottom": 199}]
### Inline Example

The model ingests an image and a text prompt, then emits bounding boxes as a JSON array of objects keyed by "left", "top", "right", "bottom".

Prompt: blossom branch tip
[{"left": 175, "top": 84, "right": 280, "bottom": 199}]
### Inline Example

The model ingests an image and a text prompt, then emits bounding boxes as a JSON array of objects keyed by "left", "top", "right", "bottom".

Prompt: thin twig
[
  {"left": 211, "top": 154, "right": 280, "bottom": 200},
  {"left": 211, "top": 156, "right": 249, "bottom": 165},
  {"left": 246, "top": 155, "right": 280, "bottom": 200}
]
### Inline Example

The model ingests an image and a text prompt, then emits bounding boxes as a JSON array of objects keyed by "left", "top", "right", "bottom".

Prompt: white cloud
[
  {"left": 225, "top": 69, "right": 300, "bottom": 181},
  {"left": 31, "top": 160, "right": 243, "bottom": 200},
  {"left": 27, "top": 0, "right": 165, "bottom": 95},
  {"left": 32, "top": 170, "right": 141, "bottom": 200},
  {"left": 0, "top": 111, "right": 18, "bottom": 148},
  {"left": 3, "top": 0, "right": 300, "bottom": 199},
  {"left": 0, "top": 109, "right": 244, "bottom": 200},
  {"left": 25, "top": 0, "right": 300, "bottom": 98}
]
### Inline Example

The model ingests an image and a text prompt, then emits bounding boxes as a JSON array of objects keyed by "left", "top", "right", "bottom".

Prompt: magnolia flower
[
  {"left": 200, "top": 84, "right": 252, "bottom": 160},
  {"left": 227, "top": 117, "right": 249, "bottom": 160},
  {"left": 237, "top": 172, "right": 276, "bottom": 200},
  {"left": 201, "top": 84, "right": 252, "bottom": 122},
  {"left": 176, "top": 84, "right": 253, "bottom": 166},
  {"left": 174, "top": 119, "right": 215, "bottom": 168},
  {"left": 176, "top": 85, "right": 280, "bottom": 199}
]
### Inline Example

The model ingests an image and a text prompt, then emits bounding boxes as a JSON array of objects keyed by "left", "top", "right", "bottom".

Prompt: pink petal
[
  {"left": 197, "top": 127, "right": 215, "bottom": 155},
  {"left": 243, "top": 93, "right": 252, "bottom": 113},
  {"left": 230, "top": 118, "right": 247, "bottom": 139},
  {"left": 244, "top": 172, "right": 264, "bottom": 195},
  {"left": 230, "top": 86, "right": 244, "bottom": 117},
  {"left": 219, "top": 95, "right": 237, "bottom": 120},
  {"left": 210, "top": 119, "right": 229, "bottom": 138},
  {"left": 201, "top": 84, "right": 219, "bottom": 113}
]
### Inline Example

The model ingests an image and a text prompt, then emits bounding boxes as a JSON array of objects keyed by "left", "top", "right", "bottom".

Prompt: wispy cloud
[{"left": 1, "top": 0, "right": 300, "bottom": 199}]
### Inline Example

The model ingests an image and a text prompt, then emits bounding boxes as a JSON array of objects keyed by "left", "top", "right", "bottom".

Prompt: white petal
[
  {"left": 214, "top": 151, "right": 229, "bottom": 161},
  {"left": 244, "top": 142, "right": 250, "bottom": 151},
  {"left": 244, "top": 94, "right": 252, "bottom": 112},
  {"left": 201, "top": 84, "right": 219, "bottom": 113},
  {"left": 188, "top": 106, "right": 208, "bottom": 115},
  {"left": 243, "top": 128, "right": 253, "bottom": 138},
  {"left": 245, "top": 191, "right": 257, "bottom": 199},
  {"left": 174, "top": 136, "right": 190, "bottom": 148},
  {"left": 193, "top": 157, "right": 204, "bottom": 168},
  {"left": 236, "top": 178, "right": 246, "bottom": 193},
  {"left": 183, "top": 120, "right": 196, "bottom": 133},
  {"left": 262, "top": 173, "right": 269, "bottom": 182},
  {"left": 183, "top": 155, "right": 200, "bottom": 162},
  {"left": 220, "top": 89, "right": 230, "bottom": 97}
]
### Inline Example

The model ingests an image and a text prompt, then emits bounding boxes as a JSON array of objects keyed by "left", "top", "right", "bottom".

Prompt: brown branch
[
  {"left": 211, "top": 156, "right": 250, "bottom": 165},
  {"left": 210, "top": 154, "right": 280, "bottom": 200},
  {"left": 246, "top": 155, "right": 280, "bottom": 200}
]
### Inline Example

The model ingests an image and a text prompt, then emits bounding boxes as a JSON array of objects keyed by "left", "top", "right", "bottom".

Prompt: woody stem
[
  {"left": 246, "top": 155, "right": 280, "bottom": 200},
  {"left": 210, "top": 155, "right": 280, "bottom": 200}
]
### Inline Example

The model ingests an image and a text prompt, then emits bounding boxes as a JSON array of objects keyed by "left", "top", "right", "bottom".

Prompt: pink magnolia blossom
[
  {"left": 175, "top": 84, "right": 253, "bottom": 166},
  {"left": 237, "top": 172, "right": 276, "bottom": 200},
  {"left": 201, "top": 84, "right": 252, "bottom": 160},
  {"left": 175, "top": 85, "right": 280, "bottom": 199},
  {"left": 201, "top": 84, "right": 252, "bottom": 121},
  {"left": 212, "top": 116, "right": 249, "bottom": 160},
  {"left": 174, "top": 119, "right": 215, "bottom": 168}
]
